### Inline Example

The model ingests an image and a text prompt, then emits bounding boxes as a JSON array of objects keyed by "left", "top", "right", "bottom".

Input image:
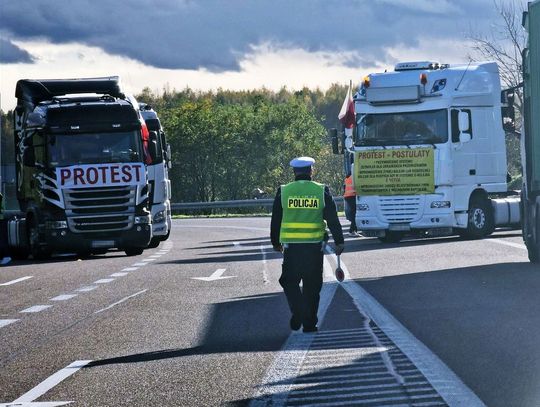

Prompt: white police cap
[{"left": 290, "top": 156, "right": 315, "bottom": 168}]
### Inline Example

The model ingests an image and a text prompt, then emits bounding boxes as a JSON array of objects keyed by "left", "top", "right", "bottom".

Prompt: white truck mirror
[
  {"left": 459, "top": 132, "right": 472, "bottom": 143},
  {"left": 458, "top": 111, "right": 470, "bottom": 132}
]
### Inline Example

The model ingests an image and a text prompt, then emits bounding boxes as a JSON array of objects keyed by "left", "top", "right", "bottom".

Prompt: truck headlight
[
  {"left": 134, "top": 215, "right": 151, "bottom": 224},
  {"left": 45, "top": 220, "right": 68, "bottom": 229},
  {"left": 430, "top": 201, "right": 451, "bottom": 208},
  {"left": 153, "top": 210, "right": 165, "bottom": 224},
  {"left": 357, "top": 204, "right": 370, "bottom": 211}
]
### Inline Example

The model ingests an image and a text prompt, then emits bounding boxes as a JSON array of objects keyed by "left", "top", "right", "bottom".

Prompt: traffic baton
[{"left": 335, "top": 254, "right": 345, "bottom": 282}]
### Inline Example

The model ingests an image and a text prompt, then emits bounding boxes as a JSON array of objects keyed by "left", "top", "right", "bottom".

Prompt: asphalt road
[{"left": 0, "top": 217, "right": 538, "bottom": 406}]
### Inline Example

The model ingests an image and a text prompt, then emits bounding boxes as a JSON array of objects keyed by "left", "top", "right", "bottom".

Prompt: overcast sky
[{"left": 0, "top": 0, "right": 528, "bottom": 110}]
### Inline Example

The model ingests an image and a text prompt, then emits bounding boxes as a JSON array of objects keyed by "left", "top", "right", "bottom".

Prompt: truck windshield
[
  {"left": 355, "top": 109, "right": 448, "bottom": 146},
  {"left": 48, "top": 131, "right": 142, "bottom": 167}
]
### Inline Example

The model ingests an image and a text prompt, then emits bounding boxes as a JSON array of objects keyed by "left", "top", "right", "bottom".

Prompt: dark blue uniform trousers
[{"left": 279, "top": 243, "right": 324, "bottom": 328}]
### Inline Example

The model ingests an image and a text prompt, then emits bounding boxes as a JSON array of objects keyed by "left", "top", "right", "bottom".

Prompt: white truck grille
[{"left": 378, "top": 196, "right": 422, "bottom": 223}]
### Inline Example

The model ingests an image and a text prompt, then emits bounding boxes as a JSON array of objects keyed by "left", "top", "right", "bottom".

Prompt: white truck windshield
[
  {"left": 355, "top": 109, "right": 448, "bottom": 146},
  {"left": 48, "top": 131, "right": 142, "bottom": 167}
]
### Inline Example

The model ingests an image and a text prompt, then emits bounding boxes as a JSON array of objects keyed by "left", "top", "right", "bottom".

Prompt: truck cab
[
  {"left": 352, "top": 61, "right": 518, "bottom": 242},
  {"left": 11, "top": 77, "right": 152, "bottom": 258}
]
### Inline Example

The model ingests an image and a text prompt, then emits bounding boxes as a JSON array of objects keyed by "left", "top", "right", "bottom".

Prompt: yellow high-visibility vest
[{"left": 280, "top": 181, "right": 326, "bottom": 243}]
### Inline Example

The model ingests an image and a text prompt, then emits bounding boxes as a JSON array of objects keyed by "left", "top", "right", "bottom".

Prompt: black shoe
[
  {"left": 303, "top": 326, "right": 318, "bottom": 333},
  {"left": 290, "top": 316, "right": 301, "bottom": 331}
]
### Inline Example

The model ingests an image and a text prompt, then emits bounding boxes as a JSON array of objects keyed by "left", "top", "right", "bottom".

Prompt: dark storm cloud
[
  {"left": 0, "top": 0, "right": 502, "bottom": 71},
  {"left": 0, "top": 38, "right": 35, "bottom": 63}
]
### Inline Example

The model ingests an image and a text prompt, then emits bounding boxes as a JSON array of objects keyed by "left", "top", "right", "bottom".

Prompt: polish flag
[{"left": 338, "top": 82, "right": 355, "bottom": 134}]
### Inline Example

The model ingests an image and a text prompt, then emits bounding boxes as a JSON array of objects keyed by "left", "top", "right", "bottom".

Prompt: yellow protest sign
[{"left": 354, "top": 148, "right": 434, "bottom": 196}]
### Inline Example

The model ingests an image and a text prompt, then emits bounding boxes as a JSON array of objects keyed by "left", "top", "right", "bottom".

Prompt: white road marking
[
  {"left": 76, "top": 286, "right": 97, "bottom": 292},
  {"left": 12, "top": 360, "right": 91, "bottom": 404},
  {"left": 20, "top": 305, "right": 52, "bottom": 313},
  {"left": 142, "top": 258, "right": 156, "bottom": 262},
  {"left": 93, "top": 279, "right": 115, "bottom": 284},
  {"left": 50, "top": 294, "right": 77, "bottom": 302},
  {"left": 110, "top": 272, "right": 128, "bottom": 277},
  {"left": 0, "top": 319, "right": 19, "bottom": 328},
  {"left": 0, "top": 401, "right": 72, "bottom": 406},
  {"left": 94, "top": 289, "right": 148, "bottom": 314},
  {"left": 489, "top": 238, "right": 527, "bottom": 250},
  {"left": 0, "top": 276, "right": 33, "bottom": 286},
  {"left": 148, "top": 255, "right": 161, "bottom": 258},
  {"left": 250, "top": 261, "right": 338, "bottom": 406},
  {"left": 259, "top": 245, "right": 269, "bottom": 284},
  {"left": 122, "top": 267, "right": 138, "bottom": 272},
  {"left": 132, "top": 262, "right": 147, "bottom": 267},
  {"left": 192, "top": 268, "right": 236, "bottom": 281},
  {"left": 233, "top": 241, "right": 241, "bottom": 247}
]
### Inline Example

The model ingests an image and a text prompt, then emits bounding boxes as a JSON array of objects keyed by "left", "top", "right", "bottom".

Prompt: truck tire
[
  {"left": 27, "top": 217, "right": 51, "bottom": 260},
  {"left": 147, "top": 237, "right": 161, "bottom": 249},
  {"left": 378, "top": 231, "right": 404, "bottom": 243},
  {"left": 9, "top": 248, "right": 29, "bottom": 261},
  {"left": 461, "top": 197, "right": 494, "bottom": 239},
  {"left": 125, "top": 248, "right": 144, "bottom": 256}
]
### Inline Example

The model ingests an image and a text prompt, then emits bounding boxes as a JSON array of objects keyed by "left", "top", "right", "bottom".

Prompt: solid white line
[
  {"left": 250, "top": 261, "right": 338, "bottom": 406},
  {"left": 335, "top": 254, "right": 485, "bottom": 407},
  {"left": 0, "top": 276, "right": 33, "bottom": 286},
  {"left": 110, "top": 272, "right": 129, "bottom": 277},
  {"left": 77, "top": 286, "right": 97, "bottom": 292},
  {"left": 0, "top": 319, "right": 19, "bottom": 328},
  {"left": 93, "top": 278, "right": 115, "bottom": 284},
  {"left": 50, "top": 294, "right": 77, "bottom": 301},
  {"left": 13, "top": 360, "right": 92, "bottom": 403},
  {"left": 20, "top": 305, "right": 52, "bottom": 313},
  {"left": 122, "top": 267, "right": 139, "bottom": 272},
  {"left": 489, "top": 238, "right": 527, "bottom": 250},
  {"left": 94, "top": 289, "right": 148, "bottom": 314}
]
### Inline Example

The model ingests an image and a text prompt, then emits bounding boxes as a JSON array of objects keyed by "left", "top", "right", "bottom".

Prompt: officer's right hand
[
  {"left": 335, "top": 243, "right": 344, "bottom": 255},
  {"left": 273, "top": 244, "right": 283, "bottom": 253}
]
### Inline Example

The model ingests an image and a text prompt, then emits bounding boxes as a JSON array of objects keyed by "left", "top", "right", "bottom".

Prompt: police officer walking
[{"left": 271, "top": 156, "right": 344, "bottom": 333}]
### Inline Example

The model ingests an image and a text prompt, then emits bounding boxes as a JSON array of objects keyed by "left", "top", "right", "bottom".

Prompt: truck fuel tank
[{"left": 491, "top": 197, "right": 520, "bottom": 226}]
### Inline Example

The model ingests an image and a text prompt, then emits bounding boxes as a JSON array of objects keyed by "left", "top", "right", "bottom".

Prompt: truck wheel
[
  {"left": 461, "top": 198, "right": 494, "bottom": 239},
  {"left": 9, "top": 248, "right": 29, "bottom": 261},
  {"left": 28, "top": 217, "right": 51, "bottom": 260},
  {"left": 125, "top": 248, "right": 144, "bottom": 256},
  {"left": 147, "top": 237, "right": 160, "bottom": 249},
  {"left": 378, "top": 231, "right": 404, "bottom": 243}
]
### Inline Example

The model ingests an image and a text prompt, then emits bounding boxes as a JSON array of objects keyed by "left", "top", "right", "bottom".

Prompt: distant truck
[
  {"left": 137, "top": 102, "right": 172, "bottom": 248},
  {"left": 521, "top": 0, "right": 540, "bottom": 262},
  {"left": 334, "top": 61, "right": 520, "bottom": 243},
  {"left": 8, "top": 77, "right": 152, "bottom": 259}
]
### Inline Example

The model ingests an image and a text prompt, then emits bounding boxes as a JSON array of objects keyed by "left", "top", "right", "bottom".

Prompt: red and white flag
[{"left": 338, "top": 81, "right": 355, "bottom": 134}]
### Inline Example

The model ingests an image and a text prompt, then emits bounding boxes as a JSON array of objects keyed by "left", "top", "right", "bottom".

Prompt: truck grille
[
  {"left": 63, "top": 186, "right": 135, "bottom": 233},
  {"left": 378, "top": 196, "right": 422, "bottom": 223}
]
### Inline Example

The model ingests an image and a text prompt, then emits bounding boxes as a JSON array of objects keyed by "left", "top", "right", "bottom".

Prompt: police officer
[
  {"left": 343, "top": 174, "right": 358, "bottom": 236},
  {"left": 271, "top": 157, "right": 344, "bottom": 333}
]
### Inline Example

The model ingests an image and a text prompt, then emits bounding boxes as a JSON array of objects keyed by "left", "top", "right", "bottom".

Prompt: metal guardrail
[{"left": 171, "top": 197, "right": 344, "bottom": 211}]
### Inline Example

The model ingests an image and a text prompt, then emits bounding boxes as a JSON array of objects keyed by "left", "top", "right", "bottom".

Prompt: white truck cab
[{"left": 352, "top": 61, "right": 519, "bottom": 242}]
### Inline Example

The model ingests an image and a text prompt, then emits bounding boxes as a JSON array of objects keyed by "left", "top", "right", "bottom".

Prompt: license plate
[
  {"left": 389, "top": 224, "right": 410, "bottom": 231},
  {"left": 91, "top": 240, "right": 115, "bottom": 248}
]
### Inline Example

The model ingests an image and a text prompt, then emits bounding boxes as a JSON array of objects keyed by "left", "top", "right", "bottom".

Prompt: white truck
[
  {"left": 137, "top": 103, "right": 172, "bottom": 248},
  {"left": 348, "top": 61, "right": 520, "bottom": 243}
]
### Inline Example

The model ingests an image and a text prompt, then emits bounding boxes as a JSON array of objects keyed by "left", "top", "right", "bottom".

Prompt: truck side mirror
[
  {"left": 330, "top": 128, "right": 340, "bottom": 154},
  {"left": 458, "top": 111, "right": 472, "bottom": 143},
  {"left": 166, "top": 144, "right": 172, "bottom": 169},
  {"left": 148, "top": 131, "right": 158, "bottom": 161}
]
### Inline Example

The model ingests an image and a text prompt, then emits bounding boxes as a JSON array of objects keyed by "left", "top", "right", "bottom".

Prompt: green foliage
[{"left": 138, "top": 86, "right": 348, "bottom": 202}]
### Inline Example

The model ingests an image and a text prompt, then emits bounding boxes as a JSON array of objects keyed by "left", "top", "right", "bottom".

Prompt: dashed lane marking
[
  {"left": 141, "top": 258, "right": 156, "bottom": 262},
  {"left": 0, "top": 276, "right": 33, "bottom": 286},
  {"left": 76, "top": 286, "right": 97, "bottom": 292},
  {"left": 93, "top": 279, "right": 115, "bottom": 284},
  {"left": 110, "top": 272, "right": 129, "bottom": 277},
  {"left": 50, "top": 294, "right": 77, "bottom": 302},
  {"left": 20, "top": 305, "right": 52, "bottom": 314},
  {"left": 8, "top": 360, "right": 91, "bottom": 405},
  {"left": 94, "top": 289, "right": 148, "bottom": 314},
  {"left": 121, "top": 267, "right": 138, "bottom": 272},
  {"left": 0, "top": 319, "right": 19, "bottom": 329},
  {"left": 132, "top": 263, "right": 147, "bottom": 267}
]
